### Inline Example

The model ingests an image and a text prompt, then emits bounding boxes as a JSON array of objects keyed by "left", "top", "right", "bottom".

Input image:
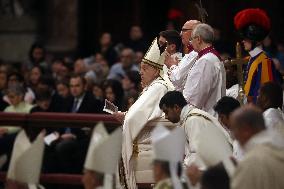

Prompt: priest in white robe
[
  {"left": 159, "top": 91, "right": 232, "bottom": 167},
  {"left": 230, "top": 105, "right": 284, "bottom": 189},
  {"left": 183, "top": 24, "right": 226, "bottom": 115},
  {"left": 256, "top": 81, "right": 284, "bottom": 134},
  {"left": 164, "top": 20, "right": 200, "bottom": 92}
]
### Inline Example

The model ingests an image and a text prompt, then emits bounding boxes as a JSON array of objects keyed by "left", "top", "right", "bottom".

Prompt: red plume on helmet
[
  {"left": 168, "top": 9, "right": 183, "bottom": 20},
  {"left": 234, "top": 8, "right": 271, "bottom": 42}
]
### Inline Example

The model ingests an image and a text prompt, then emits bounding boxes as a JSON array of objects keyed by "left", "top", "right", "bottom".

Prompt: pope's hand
[{"left": 113, "top": 112, "right": 125, "bottom": 123}]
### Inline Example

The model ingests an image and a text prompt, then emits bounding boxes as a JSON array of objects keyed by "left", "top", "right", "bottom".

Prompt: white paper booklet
[
  {"left": 103, "top": 99, "right": 118, "bottom": 114},
  {"left": 44, "top": 132, "right": 59, "bottom": 146}
]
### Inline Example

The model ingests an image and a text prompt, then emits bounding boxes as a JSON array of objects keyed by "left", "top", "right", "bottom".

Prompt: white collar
[
  {"left": 75, "top": 93, "right": 85, "bottom": 101},
  {"left": 249, "top": 46, "right": 263, "bottom": 57},
  {"left": 141, "top": 77, "right": 163, "bottom": 92},
  {"left": 179, "top": 105, "right": 194, "bottom": 125}
]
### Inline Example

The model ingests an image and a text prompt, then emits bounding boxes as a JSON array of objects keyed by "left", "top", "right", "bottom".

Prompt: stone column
[
  {"left": 44, "top": 0, "right": 78, "bottom": 54},
  {"left": 0, "top": 15, "right": 37, "bottom": 62}
]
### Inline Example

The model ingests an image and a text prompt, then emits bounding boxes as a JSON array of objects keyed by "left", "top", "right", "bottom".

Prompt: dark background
[{"left": 1, "top": 0, "right": 284, "bottom": 62}]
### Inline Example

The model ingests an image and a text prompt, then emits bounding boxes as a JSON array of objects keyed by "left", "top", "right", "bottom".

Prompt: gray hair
[
  {"left": 192, "top": 23, "right": 215, "bottom": 44},
  {"left": 121, "top": 48, "right": 135, "bottom": 59},
  {"left": 6, "top": 83, "right": 25, "bottom": 96}
]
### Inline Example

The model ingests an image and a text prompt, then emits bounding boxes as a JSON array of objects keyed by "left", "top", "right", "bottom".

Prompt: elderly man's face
[
  {"left": 180, "top": 21, "right": 197, "bottom": 46},
  {"left": 140, "top": 62, "right": 159, "bottom": 88},
  {"left": 190, "top": 34, "right": 201, "bottom": 52}
]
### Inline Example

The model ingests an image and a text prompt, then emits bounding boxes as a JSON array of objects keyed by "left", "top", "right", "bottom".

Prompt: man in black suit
[
  {"left": 61, "top": 74, "right": 103, "bottom": 139},
  {"left": 46, "top": 74, "right": 103, "bottom": 173},
  {"left": 68, "top": 74, "right": 103, "bottom": 113}
]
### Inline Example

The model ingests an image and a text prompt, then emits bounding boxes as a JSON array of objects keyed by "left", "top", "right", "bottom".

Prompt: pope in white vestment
[{"left": 120, "top": 38, "right": 171, "bottom": 189}]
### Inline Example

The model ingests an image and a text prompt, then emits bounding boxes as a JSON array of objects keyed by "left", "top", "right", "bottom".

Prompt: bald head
[
  {"left": 184, "top": 20, "right": 201, "bottom": 28},
  {"left": 230, "top": 105, "right": 266, "bottom": 146},
  {"left": 181, "top": 20, "right": 201, "bottom": 46}
]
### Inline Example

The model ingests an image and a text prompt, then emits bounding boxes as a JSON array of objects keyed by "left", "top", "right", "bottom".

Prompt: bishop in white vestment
[{"left": 117, "top": 38, "right": 171, "bottom": 189}]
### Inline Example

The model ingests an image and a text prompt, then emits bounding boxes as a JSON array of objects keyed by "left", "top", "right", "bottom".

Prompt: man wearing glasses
[
  {"left": 184, "top": 23, "right": 226, "bottom": 115},
  {"left": 164, "top": 20, "right": 200, "bottom": 92}
]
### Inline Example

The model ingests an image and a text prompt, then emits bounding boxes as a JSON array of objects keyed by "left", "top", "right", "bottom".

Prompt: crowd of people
[{"left": 0, "top": 7, "right": 284, "bottom": 189}]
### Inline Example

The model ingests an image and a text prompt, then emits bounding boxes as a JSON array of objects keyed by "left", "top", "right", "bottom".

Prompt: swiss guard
[{"left": 234, "top": 8, "right": 280, "bottom": 103}]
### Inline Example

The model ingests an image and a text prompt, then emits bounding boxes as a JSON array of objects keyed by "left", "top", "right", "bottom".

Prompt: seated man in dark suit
[
  {"left": 62, "top": 74, "right": 103, "bottom": 138},
  {"left": 45, "top": 74, "right": 103, "bottom": 173},
  {"left": 67, "top": 74, "right": 103, "bottom": 114}
]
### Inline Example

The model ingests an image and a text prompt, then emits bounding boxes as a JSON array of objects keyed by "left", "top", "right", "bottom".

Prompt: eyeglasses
[{"left": 181, "top": 28, "right": 192, "bottom": 32}]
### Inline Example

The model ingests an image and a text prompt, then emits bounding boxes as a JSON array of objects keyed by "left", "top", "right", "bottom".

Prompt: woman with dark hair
[
  {"left": 55, "top": 79, "right": 70, "bottom": 99},
  {"left": 28, "top": 66, "right": 44, "bottom": 91},
  {"left": 23, "top": 42, "right": 48, "bottom": 73},
  {"left": 97, "top": 32, "right": 118, "bottom": 67},
  {"left": 92, "top": 82, "right": 104, "bottom": 102},
  {"left": 103, "top": 79, "right": 124, "bottom": 110}
]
